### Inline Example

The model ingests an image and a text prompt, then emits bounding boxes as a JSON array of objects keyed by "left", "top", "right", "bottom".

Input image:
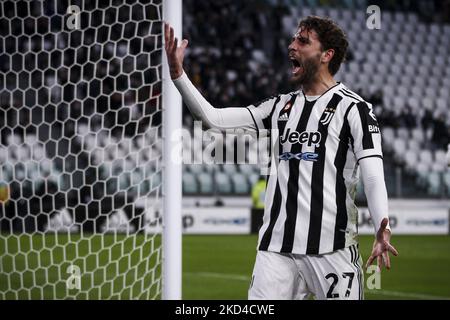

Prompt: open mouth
[{"left": 291, "top": 58, "right": 303, "bottom": 76}]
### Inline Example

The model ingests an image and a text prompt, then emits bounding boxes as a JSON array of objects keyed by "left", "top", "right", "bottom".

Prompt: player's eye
[{"left": 298, "top": 37, "right": 309, "bottom": 44}]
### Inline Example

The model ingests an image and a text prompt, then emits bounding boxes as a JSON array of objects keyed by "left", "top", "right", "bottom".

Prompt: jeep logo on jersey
[{"left": 280, "top": 128, "right": 321, "bottom": 147}]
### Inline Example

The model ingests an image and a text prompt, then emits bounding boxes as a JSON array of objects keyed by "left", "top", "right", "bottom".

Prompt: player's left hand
[
  {"left": 164, "top": 22, "right": 188, "bottom": 80},
  {"left": 365, "top": 218, "right": 399, "bottom": 271}
]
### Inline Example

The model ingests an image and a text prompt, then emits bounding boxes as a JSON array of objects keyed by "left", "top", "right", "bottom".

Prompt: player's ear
[{"left": 321, "top": 49, "right": 335, "bottom": 64}]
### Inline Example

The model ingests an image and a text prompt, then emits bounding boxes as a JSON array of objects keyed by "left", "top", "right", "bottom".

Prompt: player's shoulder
[
  {"left": 252, "top": 92, "right": 293, "bottom": 108},
  {"left": 336, "top": 83, "right": 371, "bottom": 107},
  {"left": 338, "top": 84, "right": 379, "bottom": 126}
]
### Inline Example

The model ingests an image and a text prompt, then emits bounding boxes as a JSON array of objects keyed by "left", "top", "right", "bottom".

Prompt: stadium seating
[
  {"left": 1, "top": 1, "right": 449, "bottom": 200},
  {"left": 182, "top": 2, "right": 450, "bottom": 197}
]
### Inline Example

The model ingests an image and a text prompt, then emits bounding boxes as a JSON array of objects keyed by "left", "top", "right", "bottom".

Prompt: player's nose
[{"left": 288, "top": 42, "right": 296, "bottom": 53}]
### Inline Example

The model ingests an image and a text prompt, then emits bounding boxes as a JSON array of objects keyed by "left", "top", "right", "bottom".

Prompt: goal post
[
  {"left": 162, "top": 0, "right": 183, "bottom": 300},
  {"left": 0, "top": 0, "right": 182, "bottom": 300}
]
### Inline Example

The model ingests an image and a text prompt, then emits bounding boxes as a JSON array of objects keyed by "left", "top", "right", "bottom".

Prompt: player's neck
[{"left": 302, "top": 73, "right": 337, "bottom": 97}]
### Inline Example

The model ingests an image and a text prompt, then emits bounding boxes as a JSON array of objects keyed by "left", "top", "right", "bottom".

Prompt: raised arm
[{"left": 164, "top": 23, "right": 257, "bottom": 131}]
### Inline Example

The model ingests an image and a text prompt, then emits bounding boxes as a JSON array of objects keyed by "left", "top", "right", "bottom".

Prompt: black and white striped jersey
[{"left": 247, "top": 83, "right": 383, "bottom": 255}]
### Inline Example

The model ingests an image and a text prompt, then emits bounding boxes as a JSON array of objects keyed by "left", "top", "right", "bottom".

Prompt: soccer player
[{"left": 164, "top": 16, "right": 398, "bottom": 300}]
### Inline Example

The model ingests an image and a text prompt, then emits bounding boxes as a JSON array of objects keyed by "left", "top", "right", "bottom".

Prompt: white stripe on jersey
[
  {"left": 266, "top": 94, "right": 296, "bottom": 252},
  {"left": 293, "top": 95, "right": 315, "bottom": 254},
  {"left": 249, "top": 83, "right": 383, "bottom": 255},
  {"left": 319, "top": 109, "right": 340, "bottom": 254},
  {"left": 272, "top": 94, "right": 303, "bottom": 252}
]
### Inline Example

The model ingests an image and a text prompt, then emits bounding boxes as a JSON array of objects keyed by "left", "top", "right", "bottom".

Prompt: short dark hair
[{"left": 298, "top": 16, "right": 348, "bottom": 75}]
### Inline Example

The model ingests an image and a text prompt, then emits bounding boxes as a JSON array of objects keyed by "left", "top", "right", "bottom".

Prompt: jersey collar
[{"left": 301, "top": 82, "right": 343, "bottom": 102}]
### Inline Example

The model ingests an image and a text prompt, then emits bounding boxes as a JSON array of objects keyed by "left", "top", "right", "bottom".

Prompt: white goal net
[{"left": 0, "top": 0, "right": 167, "bottom": 299}]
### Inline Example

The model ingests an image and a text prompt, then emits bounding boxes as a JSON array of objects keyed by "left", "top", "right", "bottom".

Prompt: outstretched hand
[
  {"left": 164, "top": 22, "right": 188, "bottom": 80},
  {"left": 365, "top": 218, "right": 399, "bottom": 271}
]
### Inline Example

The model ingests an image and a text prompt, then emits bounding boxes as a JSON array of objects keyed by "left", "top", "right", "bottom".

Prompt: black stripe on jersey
[
  {"left": 349, "top": 245, "right": 362, "bottom": 300},
  {"left": 356, "top": 102, "right": 375, "bottom": 150},
  {"left": 247, "top": 95, "right": 281, "bottom": 132},
  {"left": 281, "top": 96, "right": 313, "bottom": 253},
  {"left": 306, "top": 93, "right": 343, "bottom": 254},
  {"left": 351, "top": 244, "right": 356, "bottom": 264},
  {"left": 357, "top": 154, "right": 383, "bottom": 163},
  {"left": 258, "top": 181, "right": 282, "bottom": 250},
  {"left": 263, "top": 95, "right": 282, "bottom": 130},
  {"left": 339, "top": 88, "right": 362, "bottom": 102},
  {"left": 333, "top": 102, "right": 354, "bottom": 251},
  {"left": 339, "top": 91, "right": 361, "bottom": 102},
  {"left": 349, "top": 245, "right": 355, "bottom": 264},
  {"left": 346, "top": 103, "right": 356, "bottom": 151},
  {"left": 354, "top": 246, "right": 363, "bottom": 300},
  {"left": 349, "top": 131, "right": 355, "bottom": 151},
  {"left": 259, "top": 94, "right": 296, "bottom": 251},
  {"left": 264, "top": 96, "right": 283, "bottom": 172},
  {"left": 254, "top": 95, "right": 278, "bottom": 108}
]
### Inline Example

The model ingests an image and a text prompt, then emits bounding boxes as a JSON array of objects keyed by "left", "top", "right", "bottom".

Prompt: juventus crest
[{"left": 320, "top": 107, "right": 336, "bottom": 126}]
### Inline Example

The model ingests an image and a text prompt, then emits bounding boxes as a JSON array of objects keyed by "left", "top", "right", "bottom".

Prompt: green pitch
[
  {"left": 1, "top": 234, "right": 449, "bottom": 299},
  {"left": 0, "top": 233, "right": 162, "bottom": 299},
  {"left": 183, "top": 235, "right": 450, "bottom": 300}
]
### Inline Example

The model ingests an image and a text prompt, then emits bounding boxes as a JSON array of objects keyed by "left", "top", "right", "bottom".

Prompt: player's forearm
[
  {"left": 172, "top": 71, "right": 215, "bottom": 123},
  {"left": 359, "top": 157, "right": 391, "bottom": 234},
  {"left": 172, "top": 71, "right": 255, "bottom": 130}
]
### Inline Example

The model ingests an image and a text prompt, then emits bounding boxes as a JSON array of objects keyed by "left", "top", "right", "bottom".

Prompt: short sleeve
[
  {"left": 347, "top": 101, "right": 383, "bottom": 162},
  {"left": 246, "top": 95, "right": 281, "bottom": 131}
]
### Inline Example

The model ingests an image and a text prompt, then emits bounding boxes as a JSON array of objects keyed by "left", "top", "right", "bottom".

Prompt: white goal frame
[{"left": 162, "top": 0, "right": 182, "bottom": 300}]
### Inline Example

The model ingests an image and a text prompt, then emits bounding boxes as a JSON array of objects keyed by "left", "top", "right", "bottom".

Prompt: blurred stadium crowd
[
  {"left": 0, "top": 0, "right": 449, "bottom": 232},
  {"left": 182, "top": 0, "right": 450, "bottom": 198}
]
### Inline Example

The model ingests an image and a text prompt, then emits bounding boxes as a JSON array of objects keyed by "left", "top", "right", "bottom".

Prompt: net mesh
[{"left": 0, "top": 0, "right": 163, "bottom": 299}]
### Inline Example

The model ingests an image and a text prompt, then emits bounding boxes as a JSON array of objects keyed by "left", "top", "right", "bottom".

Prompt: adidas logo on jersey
[{"left": 278, "top": 113, "right": 289, "bottom": 121}]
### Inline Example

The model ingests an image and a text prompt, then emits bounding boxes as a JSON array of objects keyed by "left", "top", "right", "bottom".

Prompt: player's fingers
[
  {"left": 164, "top": 23, "right": 169, "bottom": 50},
  {"left": 169, "top": 26, "right": 175, "bottom": 52},
  {"left": 173, "top": 37, "right": 178, "bottom": 52},
  {"left": 377, "top": 255, "right": 382, "bottom": 267},
  {"left": 376, "top": 218, "right": 388, "bottom": 240},
  {"left": 380, "top": 217, "right": 388, "bottom": 230},
  {"left": 180, "top": 39, "right": 189, "bottom": 50},
  {"left": 168, "top": 25, "right": 175, "bottom": 51},
  {"left": 383, "top": 251, "right": 391, "bottom": 270},
  {"left": 165, "top": 25, "right": 172, "bottom": 52},
  {"left": 365, "top": 254, "right": 375, "bottom": 270},
  {"left": 387, "top": 243, "right": 399, "bottom": 256}
]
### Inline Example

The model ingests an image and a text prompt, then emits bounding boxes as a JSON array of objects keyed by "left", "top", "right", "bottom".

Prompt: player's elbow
[{"left": 202, "top": 120, "right": 228, "bottom": 132}]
